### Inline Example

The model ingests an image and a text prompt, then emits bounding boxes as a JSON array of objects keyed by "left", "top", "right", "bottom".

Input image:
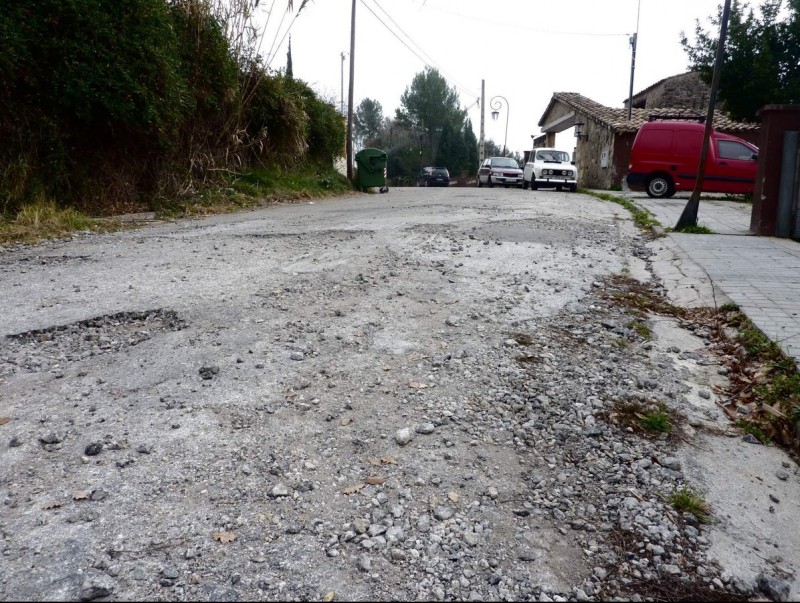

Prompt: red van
[{"left": 626, "top": 120, "right": 758, "bottom": 198}]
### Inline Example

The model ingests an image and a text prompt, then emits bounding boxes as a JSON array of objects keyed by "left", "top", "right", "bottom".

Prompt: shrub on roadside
[{"left": 0, "top": 0, "right": 346, "bottom": 217}]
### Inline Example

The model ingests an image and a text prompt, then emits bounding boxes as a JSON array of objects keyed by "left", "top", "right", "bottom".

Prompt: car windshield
[
  {"left": 490, "top": 158, "right": 519, "bottom": 168},
  {"left": 536, "top": 151, "right": 570, "bottom": 162}
]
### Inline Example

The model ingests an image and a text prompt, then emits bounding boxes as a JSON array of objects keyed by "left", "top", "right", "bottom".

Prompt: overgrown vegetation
[
  {"left": 668, "top": 488, "right": 712, "bottom": 523},
  {"left": 718, "top": 308, "right": 800, "bottom": 451},
  {"left": 580, "top": 190, "right": 662, "bottom": 230},
  {"left": 604, "top": 275, "right": 686, "bottom": 318},
  {"left": 628, "top": 319, "right": 653, "bottom": 341},
  {"left": 672, "top": 224, "right": 714, "bottom": 234},
  {"left": 641, "top": 408, "right": 673, "bottom": 433},
  {"left": 0, "top": 0, "right": 346, "bottom": 220},
  {"left": 603, "top": 275, "right": 800, "bottom": 458},
  {"left": 736, "top": 419, "right": 772, "bottom": 444},
  {"left": 0, "top": 199, "right": 122, "bottom": 246},
  {"left": 151, "top": 164, "right": 350, "bottom": 218},
  {"left": 603, "top": 525, "right": 749, "bottom": 601},
  {"left": 603, "top": 399, "right": 676, "bottom": 437}
]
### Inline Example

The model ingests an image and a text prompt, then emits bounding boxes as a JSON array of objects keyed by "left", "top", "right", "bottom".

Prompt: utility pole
[
  {"left": 626, "top": 0, "right": 641, "bottom": 121},
  {"left": 340, "top": 52, "right": 346, "bottom": 115},
  {"left": 675, "top": 0, "right": 732, "bottom": 229},
  {"left": 346, "top": 0, "right": 356, "bottom": 182},
  {"left": 479, "top": 80, "right": 485, "bottom": 163}
]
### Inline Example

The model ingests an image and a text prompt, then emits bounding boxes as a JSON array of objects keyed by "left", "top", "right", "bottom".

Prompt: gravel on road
[{"left": 0, "top": 187, "right": 796, "bottom": 602}]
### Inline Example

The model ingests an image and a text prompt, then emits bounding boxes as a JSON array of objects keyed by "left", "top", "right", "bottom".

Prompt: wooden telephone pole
[
  {"left": 675, "top": 0, "right": 732, "bottom": 229},
  {"left": 346, "top": 0, "right": 356, "bottom": 182}
]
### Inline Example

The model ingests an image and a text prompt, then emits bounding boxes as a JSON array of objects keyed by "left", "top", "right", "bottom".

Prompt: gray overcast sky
[{"left": 256, "top": 0, "right": 735, "bottom": 156}]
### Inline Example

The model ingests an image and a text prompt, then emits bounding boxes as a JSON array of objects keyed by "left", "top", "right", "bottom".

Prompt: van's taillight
[{"left": 628, "top": 164, "right": 633, "bottom": 170}]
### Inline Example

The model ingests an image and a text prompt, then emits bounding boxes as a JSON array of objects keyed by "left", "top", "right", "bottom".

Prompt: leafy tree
[
  {"left": 435, "top": 121, "right": 462, "bottom": 172},
  {"left": 353, "top": 98, "right": 384, "bottom": 148},
  {"left": 483, "top": 139, "right": 502, "bottom": 158},
  {"left": 395, "top": 67, "right": 465, "bottom": 157},
  {"left": 681, "top": 0, "right": 800, "bottom": 121},
  {"left": 286, "top": 36, "right": 293, "bottom": 77},
  {"left": 436, "top": 119, "right": 483, "bottom": 178},
  {"left": 463, "top": 118, "right": 479, "bottom": 175}
]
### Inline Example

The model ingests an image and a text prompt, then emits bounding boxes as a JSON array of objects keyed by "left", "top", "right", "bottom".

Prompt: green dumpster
[{"left": 355, "top": 148, "right": 389, "bottom": 193}]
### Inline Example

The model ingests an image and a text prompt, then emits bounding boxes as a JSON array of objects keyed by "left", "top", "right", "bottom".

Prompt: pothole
[{"left": 0, "top": 309, "right": 185, "bottom": 375}]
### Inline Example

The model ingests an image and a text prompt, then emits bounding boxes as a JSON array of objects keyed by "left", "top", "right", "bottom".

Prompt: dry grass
[{"left": 0, "top": 199, "right": 123, "bottom": 246}]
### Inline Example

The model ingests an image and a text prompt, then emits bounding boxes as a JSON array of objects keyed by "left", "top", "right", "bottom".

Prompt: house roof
[{"left": 539, "top": 92, "right": 759, "bottom": 134}]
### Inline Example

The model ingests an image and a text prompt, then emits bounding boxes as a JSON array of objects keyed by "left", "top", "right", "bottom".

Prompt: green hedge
[{"left": 0, "top": 0, "right": 345, "bottom": 214}]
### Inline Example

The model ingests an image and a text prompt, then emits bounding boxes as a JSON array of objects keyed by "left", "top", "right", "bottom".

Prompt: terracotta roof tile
[{"left": 542, "top": 92, "right": 758, "bottom": 133}]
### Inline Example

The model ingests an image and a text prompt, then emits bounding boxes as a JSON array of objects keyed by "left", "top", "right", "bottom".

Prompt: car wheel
[
  {"left": 530, "top": 181, "right": 538, "bottom": 191},
  {"left": 477, "top": 177, "right": 482, "bottom": 187},
  {"left": 646, "top": 174, "right": 674, "bottom": 198},
  {"left": 522, "top": 179, "right": 529, "bottom": 190},
  {"left": 425, "top": 180, "right": 429, "bottom": 187},
  {"left": 488, "top": 176, "right": 494, "bottom": 188},
  {"left": 569, "top": 184, "right": 577, "bottom": 193}
]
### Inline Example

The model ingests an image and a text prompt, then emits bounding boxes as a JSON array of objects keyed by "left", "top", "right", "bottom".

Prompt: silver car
[{"left": 477, "top": 157, "right": 524, "bottom": 188}]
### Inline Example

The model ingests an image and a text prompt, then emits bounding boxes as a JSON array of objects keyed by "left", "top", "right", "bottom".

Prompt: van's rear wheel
[{"left": 646, "top": 174, "right": 674, "bottom": 198}]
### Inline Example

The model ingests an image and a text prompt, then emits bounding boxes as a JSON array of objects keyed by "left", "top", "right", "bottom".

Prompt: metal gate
[
  {"left": 777, "top": 131, "right": 800, "bottom": 240},
  {"left": 775, "top": 131, "right": 800, "bottom": 240}
]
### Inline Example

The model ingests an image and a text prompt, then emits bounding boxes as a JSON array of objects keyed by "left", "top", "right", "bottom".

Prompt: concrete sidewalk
[{"left": 598, "top": 190, "right": 800, "bottom": 364}]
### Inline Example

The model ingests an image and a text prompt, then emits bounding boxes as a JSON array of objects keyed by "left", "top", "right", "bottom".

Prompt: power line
[
  {"left": 417, "top": 2, "right": 629, "bottom": 37},
  {"left": 358, "top": 0, "right": 479, "bottom": 101},
  {"left": 370, "top": 0, "right": 477, "bottom": 97}
]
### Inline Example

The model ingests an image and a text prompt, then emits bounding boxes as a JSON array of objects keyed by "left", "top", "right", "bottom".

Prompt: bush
[
  {"left": 0, "top": 0, "right": 192, "bottom": 209},
  {"left": 0, "top": 0, "right": 344, "bottom": 215},
  {"left": 242, "top": 72, "right": 344, "bottom": 168}
]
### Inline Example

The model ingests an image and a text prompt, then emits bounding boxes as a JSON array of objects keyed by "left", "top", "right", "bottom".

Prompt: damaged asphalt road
[{"left": 0, "top": 187, "right": 797, "bottom": 602}]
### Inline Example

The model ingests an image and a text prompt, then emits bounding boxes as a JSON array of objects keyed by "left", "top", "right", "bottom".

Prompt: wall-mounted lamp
[{"left": 574, "top": 121, "right": 588, "bottom": 141}]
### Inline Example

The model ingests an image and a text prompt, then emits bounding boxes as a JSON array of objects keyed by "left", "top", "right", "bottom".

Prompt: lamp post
[{"left": 490, "top": 95, "right": 509, "bottom": 156}]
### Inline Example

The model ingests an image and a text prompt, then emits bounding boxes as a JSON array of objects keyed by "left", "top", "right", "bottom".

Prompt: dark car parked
[{"left": 416, "top": 167, "right": 450, "bottom": 187}]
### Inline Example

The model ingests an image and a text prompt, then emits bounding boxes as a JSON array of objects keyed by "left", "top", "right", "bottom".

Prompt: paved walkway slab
[{"left": 591, "top": 190, "right": 800, "bottom": 365}]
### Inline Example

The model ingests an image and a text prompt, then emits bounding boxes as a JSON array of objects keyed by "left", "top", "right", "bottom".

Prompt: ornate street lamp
[{"left": 490, "top": 95, "right": 509, "bottom": 156}]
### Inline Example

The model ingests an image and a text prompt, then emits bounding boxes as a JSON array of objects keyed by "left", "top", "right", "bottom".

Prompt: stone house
[
  {"left": 535, "top": 73, "right": 759, "bottom": 189},
  {"left": 623, "top": 71, "right": 713, "bottom": 112}
]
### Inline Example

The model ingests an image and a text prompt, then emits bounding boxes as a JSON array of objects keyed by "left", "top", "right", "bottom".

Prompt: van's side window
[{"left": 718, "top": 140, "right": 755, "bottom": 161}]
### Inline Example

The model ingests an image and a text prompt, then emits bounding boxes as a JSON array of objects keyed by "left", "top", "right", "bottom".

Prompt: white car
[{"left": 523, "top": 148, "right": 578, "bottom": 192}]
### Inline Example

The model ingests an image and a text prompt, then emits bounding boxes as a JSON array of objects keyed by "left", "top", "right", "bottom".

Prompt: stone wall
[
  {"left": 627, "top": 72, "right": 713, "bottom": 112},
  {"left": 574, "top": 117, "right": 619, "bottom": 189},
  {"left": 544, "top": 102, "right": 574, "bottom": 124}
]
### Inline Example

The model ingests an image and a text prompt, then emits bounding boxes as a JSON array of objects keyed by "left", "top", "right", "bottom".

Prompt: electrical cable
[
  {"left": 370, "top": 0, "right": 478, "bottom": 97},
  {"left": 358, "top": 0, "right": 479, "bottom": 101},
  {"left": 413, "top": 0, "right": 629, "bottom": 37}
]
